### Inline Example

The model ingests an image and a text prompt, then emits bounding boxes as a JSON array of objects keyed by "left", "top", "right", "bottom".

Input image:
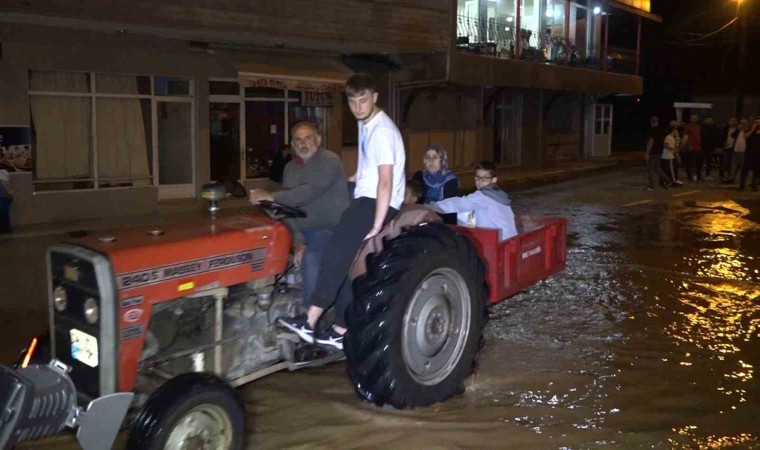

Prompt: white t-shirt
[
  {"left": 354, "top": 110, "right": 406, "bottom": 210},
  {"left": 735, "top": 131, "right": 747, "bottom": 153}
]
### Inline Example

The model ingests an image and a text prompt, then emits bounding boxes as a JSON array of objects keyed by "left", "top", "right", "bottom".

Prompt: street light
[{"left": 593, "top": 6, "right": 602, "bottom": 15}]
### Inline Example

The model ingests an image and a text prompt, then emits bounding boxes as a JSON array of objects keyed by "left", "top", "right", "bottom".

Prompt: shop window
[
  {"left": 97, "top": 74, "right": 151, "bottom": 95},
  {"left": 154, "top": 77, "right": 191, "bottom": 96},
  {"left": 96, "top": 98, "right": 152, "bottom": 188},
  {"left": 342, "top": 93, "right": 358, "bottom": 146},
  {"left": 28, "top": 71, "right": 194, "bottom": 192},
  {"left": 29, "top": 70, "right": 91, "bottom": 93},
  {"left": 210, "top": 80, "right": 240, "bottom": 96},
  {"left": 28, "top": 71, "right": 93, "bottom": 191},
  {"left": 244, "top": 87, "right": 285, "bottom": 99}
]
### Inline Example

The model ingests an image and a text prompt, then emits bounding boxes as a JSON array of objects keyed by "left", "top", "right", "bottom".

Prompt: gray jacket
[{"left": 272, "top": 149, "right": 349, "bottom": 247}]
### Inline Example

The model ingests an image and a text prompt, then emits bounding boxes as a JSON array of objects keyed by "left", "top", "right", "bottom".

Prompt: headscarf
[{"left": 422, "top": 145, "right": 459, "bottom": 203}]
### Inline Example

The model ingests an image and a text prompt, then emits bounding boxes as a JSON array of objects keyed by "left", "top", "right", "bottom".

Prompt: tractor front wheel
[{"left": 128, "top": 372, "right": 245, "bottom": 450}]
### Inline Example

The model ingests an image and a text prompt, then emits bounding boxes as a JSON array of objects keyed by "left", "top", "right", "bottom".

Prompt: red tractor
[{"left": 0, "top": 184, "right": 566, "bottom": 449}]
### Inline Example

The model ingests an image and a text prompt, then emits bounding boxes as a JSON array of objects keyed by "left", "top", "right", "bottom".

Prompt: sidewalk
[{"left": 1, "top": 152, "right": 641, "bottom": 240}]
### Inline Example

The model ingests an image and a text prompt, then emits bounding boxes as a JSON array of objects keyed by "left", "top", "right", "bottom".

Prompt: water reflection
[{"left": 649, "top": 201, "right": 759, "bottom": 446}]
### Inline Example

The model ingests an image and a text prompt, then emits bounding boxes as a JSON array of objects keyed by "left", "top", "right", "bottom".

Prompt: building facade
[{"left": 0, "top": 0, "right": 657, "bottom": 226}]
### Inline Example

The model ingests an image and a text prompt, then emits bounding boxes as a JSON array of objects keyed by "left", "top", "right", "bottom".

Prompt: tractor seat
[{"left": 348, "top": 205, "right": 442, "bottom": 280}]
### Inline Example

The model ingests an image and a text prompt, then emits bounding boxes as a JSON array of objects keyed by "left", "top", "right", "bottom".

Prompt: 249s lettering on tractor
[{"left": 0, "top": 183, "right": 566, "bottom": 449}]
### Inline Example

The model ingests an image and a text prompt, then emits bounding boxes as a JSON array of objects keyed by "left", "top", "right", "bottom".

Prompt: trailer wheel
[
  {"left": 345, "top": 223, "right": 488, "bottom": 409},
  {"left": 128, "top": 372, "right": 245, "bottom": 450}
]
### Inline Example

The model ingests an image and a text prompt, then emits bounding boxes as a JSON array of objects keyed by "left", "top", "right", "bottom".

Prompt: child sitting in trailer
[{"left": 431, "top": 161, "right": 517, "bottom": 241}]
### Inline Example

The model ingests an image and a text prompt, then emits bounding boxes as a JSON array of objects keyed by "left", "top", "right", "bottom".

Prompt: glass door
[
  {"left": 209, "top": 102, "right": 242, "bottom": 183},
  {"left": 155, "top": 99, "right": 194, "bottom": 199}
]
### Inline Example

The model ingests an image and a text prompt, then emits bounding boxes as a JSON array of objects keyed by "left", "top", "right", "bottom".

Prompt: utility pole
[{"left": 736, "top": 0, "right": 748, "bottom": 117}]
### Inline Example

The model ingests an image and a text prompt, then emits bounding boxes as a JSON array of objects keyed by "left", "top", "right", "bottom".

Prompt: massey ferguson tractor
[{"left": 0, "top": 183, "right": 566, "bottom": 450}]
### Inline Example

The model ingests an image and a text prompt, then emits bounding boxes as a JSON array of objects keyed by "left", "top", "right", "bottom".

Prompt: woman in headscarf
[
  {"left": 412, "top": 145, "right": 460, "bottom": 224},
  {"left": 412, "top": 145, "right": 460, "bottom": 204}
]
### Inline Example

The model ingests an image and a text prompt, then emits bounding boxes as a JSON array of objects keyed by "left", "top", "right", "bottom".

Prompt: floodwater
[
  {"left": 5, "top": 169, "right": 760, "bottom": 449},
  {"left": 242, "top": 175, "right": 760, "bottom": 449}
]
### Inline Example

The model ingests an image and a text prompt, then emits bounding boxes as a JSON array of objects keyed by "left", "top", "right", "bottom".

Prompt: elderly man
[{"left": 250, "top": 122, "right": 349, "bottom": 305}]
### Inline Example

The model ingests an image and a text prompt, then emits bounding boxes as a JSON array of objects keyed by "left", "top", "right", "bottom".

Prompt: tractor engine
[{"left": 138, "top": 278, "right": 304, "bottom": 387}]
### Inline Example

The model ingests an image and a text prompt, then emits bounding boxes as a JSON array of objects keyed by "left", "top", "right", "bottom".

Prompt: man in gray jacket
[{"left": 250, "top": 121, "right": 349, "bottom": 304}]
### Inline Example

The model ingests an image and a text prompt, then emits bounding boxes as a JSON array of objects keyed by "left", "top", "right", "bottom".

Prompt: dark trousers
[
  {"left": 720, "top": 149, "right": 734, "bottom": 180},
  {"left": 701, "top": 148, "right": 717, "bottom": 177},
  {"left": 0, "top": 197, "right": 12, "bottom": 233},
  {"left": 739, "top": 152, "right": 760, "bottom": 189},
  {"left": 661, "top": 159, "right": 677, "bottom": 183},
  {"left": 681, "top": 151, "right": 697, "bottom": 180},
  {"left": 311, "top": 197, "right": 398, "bottom": 328},
  {"left": 301, "top": 228, "right": 333, "bottom": 306},
  {"left": 647, "top": 154, "right": 669, "bottom": 188}
]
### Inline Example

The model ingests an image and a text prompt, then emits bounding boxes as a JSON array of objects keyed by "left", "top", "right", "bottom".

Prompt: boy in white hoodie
[{"left": 432, "top": 161, "right": 517, "bottom": 240}]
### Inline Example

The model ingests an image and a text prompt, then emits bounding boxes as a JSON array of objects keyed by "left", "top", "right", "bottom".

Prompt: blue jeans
[
  {"left": 0, "top": 197, "right": 12, "bottom": 233},
  {"left": 301, "top": 228, "right": 334, "bottom": 306}
]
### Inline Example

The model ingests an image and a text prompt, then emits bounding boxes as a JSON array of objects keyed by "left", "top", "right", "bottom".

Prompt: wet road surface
[{"left": 3, "top": 167, "right": 759, "bottom": 449}]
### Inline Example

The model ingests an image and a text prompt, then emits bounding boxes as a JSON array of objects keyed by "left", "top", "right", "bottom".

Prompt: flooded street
[{"left": 3, "top": 167, "right": 759, "bottom": 449}]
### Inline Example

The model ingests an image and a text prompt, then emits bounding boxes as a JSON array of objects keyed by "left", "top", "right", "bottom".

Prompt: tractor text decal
[{"left": 117, "top": 248, "right": 267, "bottom": 290}]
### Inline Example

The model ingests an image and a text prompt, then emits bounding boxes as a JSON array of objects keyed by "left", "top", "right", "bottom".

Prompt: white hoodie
[{"left": 433, "top": 186, "right": 518, "bottom": 240}]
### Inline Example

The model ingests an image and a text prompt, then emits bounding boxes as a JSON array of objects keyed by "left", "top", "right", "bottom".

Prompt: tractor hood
[{"left": 69, "top": 210, "right": 291, "bottom": 296}]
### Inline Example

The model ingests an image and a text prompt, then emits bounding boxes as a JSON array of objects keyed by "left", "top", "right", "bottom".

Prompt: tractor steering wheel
[{"left": 257, "top": 200, "right": 307, "bottom": 220}]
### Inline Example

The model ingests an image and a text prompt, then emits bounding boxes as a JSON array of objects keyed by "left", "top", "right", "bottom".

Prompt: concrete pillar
[{"left": 195, "top": 76, "right": 210, "bottom": 197}]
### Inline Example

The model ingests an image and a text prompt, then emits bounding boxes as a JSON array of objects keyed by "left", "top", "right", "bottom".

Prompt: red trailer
[{"left": 457, "top": 215, "right": 567, "bottom": 302}]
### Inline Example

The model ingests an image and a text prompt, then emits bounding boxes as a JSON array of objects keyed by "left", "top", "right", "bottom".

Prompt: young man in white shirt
[{"left": 278, "top": 73, "right": 406, "bottom": 350}]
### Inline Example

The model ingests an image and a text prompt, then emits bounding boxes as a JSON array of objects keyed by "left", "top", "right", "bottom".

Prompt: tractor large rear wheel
[{"left": 345, "top": 223, "right": 488, "bottom": 409}]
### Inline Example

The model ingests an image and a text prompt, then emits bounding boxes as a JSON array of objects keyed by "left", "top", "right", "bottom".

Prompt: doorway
[
  {"left": 592, "top": 104, "right": 613, "bottom": 157},
  {"left": 245, "top": 101, "right": 285, "bottom": 180},
  {"left": 155, "top": 99, "right": 194, "bottom": 199},
  {"left": 210, "top": 102, "right": 241, "bottom": 183},
  {"left": 492, "top": 92, "right": 522, "bottom": 166}
]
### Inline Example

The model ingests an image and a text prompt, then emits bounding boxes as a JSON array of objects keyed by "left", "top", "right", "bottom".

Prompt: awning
[{"left": 231, "top": 51, "right": 353, "bottom": 93}]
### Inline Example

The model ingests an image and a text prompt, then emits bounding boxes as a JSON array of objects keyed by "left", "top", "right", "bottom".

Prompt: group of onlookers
[{"left": 646, "top": 115, "right": 760, "bottom": 191}]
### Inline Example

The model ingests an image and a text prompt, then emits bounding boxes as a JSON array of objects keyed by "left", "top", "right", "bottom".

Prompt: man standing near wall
[
  {"left": 645, "top": 116, "right": 671, "bottom": 190},
  {"left": 683, "top": 115, "right": 702, "bottom": 181},
  {"left": 739, "top": 118, "right": 760, "bottom": 191},
  {"left": 721, "top": 117, "right": 740, "bottom": 182}
]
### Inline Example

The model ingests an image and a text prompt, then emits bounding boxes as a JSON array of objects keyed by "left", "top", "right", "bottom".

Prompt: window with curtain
[
  {"left": 29, "top": 71, "right": 190, "bottom": 192},
  {"left": 29, "top": 71, "right": 93, "bottom": 190}
]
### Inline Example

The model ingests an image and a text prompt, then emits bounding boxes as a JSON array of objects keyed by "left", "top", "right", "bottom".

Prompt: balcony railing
[{"left": 456, "top": 14, "right": 639, "bottom": 75}]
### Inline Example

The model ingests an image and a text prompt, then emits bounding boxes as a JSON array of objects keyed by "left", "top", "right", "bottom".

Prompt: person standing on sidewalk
[
  {"left": 645, "top": 116, "right": 671, "bottom": 190},
  {"left": 662, "top": 121, "right": 683, "bottom": 186},
  {"left": 739, "top": 118, "right": 760, "bottom": 191},
  {"left": 683, "top": 115, "right": 702, "bottom": 181},
  {"left": 729, "top": 119, "right": 749, "bottom": 183},
  {"left": 721, "top": 117, "right": 740, "bottom": 182},
  {"left": 277, "top": 73, "right": 406, "bottom": 350},
  {"left": 700, "top": 117, "right": 720, "bottom": 180}
]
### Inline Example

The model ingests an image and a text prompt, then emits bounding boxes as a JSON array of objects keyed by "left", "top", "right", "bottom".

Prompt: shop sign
[
  {"left": 301, "top": 92, "right": 333, "bottom": 107},
  {"left": 241, "top": 76, "right": 344, "bottom": 94}
]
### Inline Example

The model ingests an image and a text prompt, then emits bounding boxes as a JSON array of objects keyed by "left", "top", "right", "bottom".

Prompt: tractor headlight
[
  {"left": 83, "top": 298, "right": 99, "bottom": 325},
  {"left": 53, "top": 286, "right": 68, "bottom": 312}
]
